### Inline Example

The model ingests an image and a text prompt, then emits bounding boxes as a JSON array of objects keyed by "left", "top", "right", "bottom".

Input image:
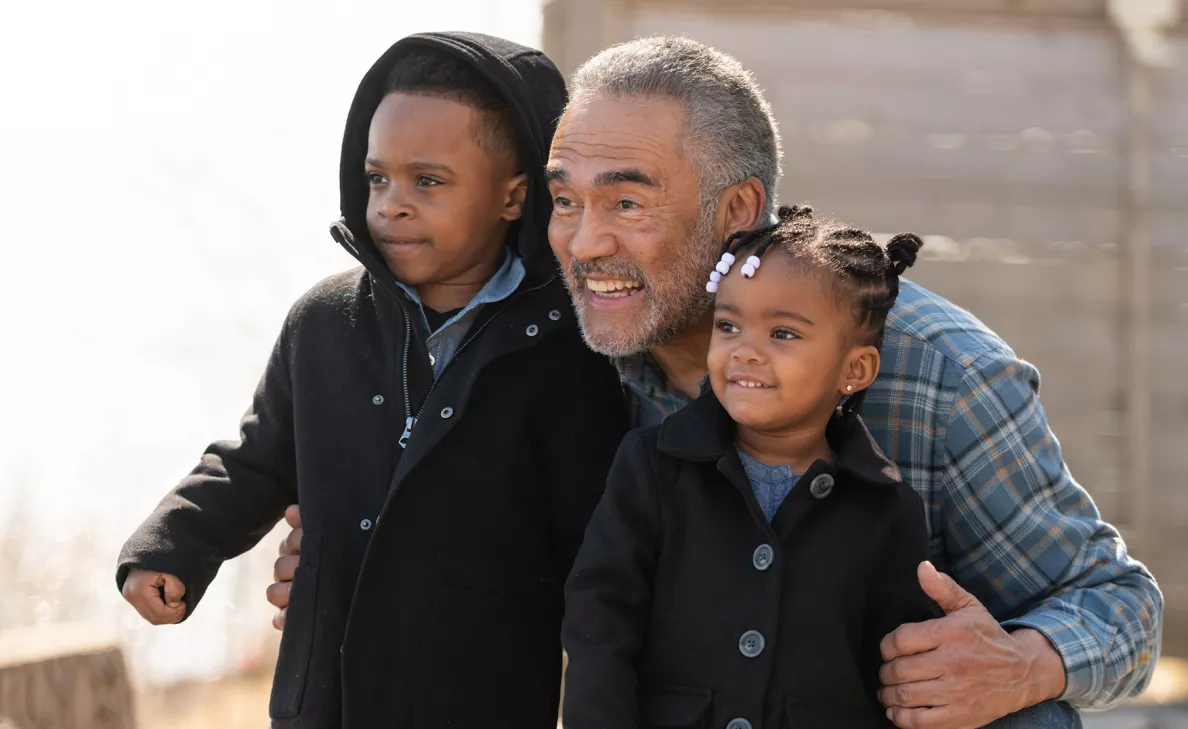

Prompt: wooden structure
[
  {"left": 0, "top": 624, "right": 135, "bottom": 729},
  {"left": 544, "top": 0, "right": 1188, "bottom": 653}
]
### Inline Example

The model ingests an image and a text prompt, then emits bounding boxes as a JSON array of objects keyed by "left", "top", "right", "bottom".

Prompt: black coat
[
  {"left": 117, "top": 33, "right": 629, "bottom": 729},
  {"left": 561, "top": 392, "right": 941, "bottom": 729}
]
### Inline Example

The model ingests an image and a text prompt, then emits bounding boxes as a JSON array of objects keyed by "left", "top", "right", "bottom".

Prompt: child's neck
[
  {"left": 415, "top": 249, "right": 504, "bottom": 313},
  {"left": 735, "top": 420, "right": 835, "bottom": 474}
]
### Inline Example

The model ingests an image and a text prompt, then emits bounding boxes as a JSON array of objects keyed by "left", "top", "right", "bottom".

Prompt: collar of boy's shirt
[
  {"left": 393, "top": 247, "right": 525, "bottom": 338},
  {"left": 657, "top": 388, "right": 902, "bottom": 488}
]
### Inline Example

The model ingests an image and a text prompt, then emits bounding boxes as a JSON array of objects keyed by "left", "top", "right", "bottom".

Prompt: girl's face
[{"left": 708, "top": 250, "right": 879, "bottom": 433}]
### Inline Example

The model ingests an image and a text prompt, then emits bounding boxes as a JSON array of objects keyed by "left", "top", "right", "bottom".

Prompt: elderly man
[{"left": 269, "top": 37, "right": 1160, "bottom": 729}]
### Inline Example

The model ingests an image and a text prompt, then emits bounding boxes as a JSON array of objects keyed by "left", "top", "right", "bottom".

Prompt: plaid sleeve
[{"left": 939, "top": 351, "right": 1163, "bottom": 709}]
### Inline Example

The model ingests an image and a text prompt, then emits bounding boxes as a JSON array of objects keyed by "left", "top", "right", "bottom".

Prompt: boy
[{"left": 117, "top": 32, "right": 627, "bottom": 729}]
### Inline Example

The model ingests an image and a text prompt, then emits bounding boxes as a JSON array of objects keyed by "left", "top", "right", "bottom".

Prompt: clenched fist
[{"left": 122, "top": 569, "right": 186, "bottom": 625}]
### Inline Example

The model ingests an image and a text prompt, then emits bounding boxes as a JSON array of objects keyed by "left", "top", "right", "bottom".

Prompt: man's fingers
[
  {"left": 284, "top": 504, "right": 302, "bottom": 530},
  {"left": 273, "top": 555, "right": 299, "bottom": 583},
  {"left": 886, "top": 705, "right": 954, "bottom": 729},
  {"left": 279, "top": 526, "right": 304, "bottom": 557},
  {"left": 879, "top": 678, "right": 948, "bottom": 709},
  {"left": 880, "top": 652, "right": 945, "bottom": 687},
  {"left": 917, "top": 561, "right": 978, "bottom": 615},
  {"left": 880, "top": 618, "right": 946, "bottom": 661},
  {"left": 266, "top": 579, "right": 291, "bottom": 611},
  {"left": 160, "top": 574, "right": 186, "bottom": 608}
]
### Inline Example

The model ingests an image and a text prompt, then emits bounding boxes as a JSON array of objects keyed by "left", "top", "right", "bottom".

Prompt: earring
[{"left": 846, "top": 385, "right": 854, "bottom": 392}]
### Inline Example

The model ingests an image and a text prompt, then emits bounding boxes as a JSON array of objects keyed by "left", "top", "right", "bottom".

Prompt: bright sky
[{"left": 0, "top": 0, "right": 542, "bottom": 683}]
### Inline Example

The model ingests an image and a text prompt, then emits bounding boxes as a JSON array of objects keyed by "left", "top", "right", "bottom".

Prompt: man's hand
[
  {"left": 122, "top": 569, "right": 186, "bottom": 625},
  {"left": 267, "top": 504, "right": 302, "bottom": 631},
  {"left": 878, "top": 562, "right": 1066, "bottom": 729}
]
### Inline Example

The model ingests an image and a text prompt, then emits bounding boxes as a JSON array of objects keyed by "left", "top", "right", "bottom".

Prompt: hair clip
[{"left": 707, "top": 251, "right": 737, "bottom": 292}]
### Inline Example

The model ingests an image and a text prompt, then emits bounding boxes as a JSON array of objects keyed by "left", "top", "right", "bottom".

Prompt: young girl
[{"left": 561, "top": 205, "right": 941, "bottom": 729}]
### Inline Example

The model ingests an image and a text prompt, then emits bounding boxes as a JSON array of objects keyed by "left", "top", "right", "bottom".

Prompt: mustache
[{"left": 567, "top": 258, "right": 651, "bottom": 287}]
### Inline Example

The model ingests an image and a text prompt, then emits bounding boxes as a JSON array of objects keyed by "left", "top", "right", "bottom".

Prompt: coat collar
[{"left": 656, "top": 389, "right": 902, "bottom": 488}]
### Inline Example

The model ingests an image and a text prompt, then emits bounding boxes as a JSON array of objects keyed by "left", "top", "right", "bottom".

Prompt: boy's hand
[
  {"left": 122, "top": 569, "right": 186, "bottom": 625},
  {"left": 267, "top": 504, "right": 303, "bottom": 630}
]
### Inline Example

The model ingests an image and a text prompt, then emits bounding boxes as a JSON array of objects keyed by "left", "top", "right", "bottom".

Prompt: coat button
[
  {"left": 440, "top": 407, "right": 454, "bottom": 419},
  {"left": 738, "top": 630, "right": 765, "bottom": 658},
  {"left": 726, "top": 720, "right": 752, "bottom": 729},
  {"left": 526, "top": 324, "right": 539, "bottom": 336},
  {"left": 371, "top": 394, "right": 384, "bottom": 406},
  {"left": 752, "top": 544, "right": 774, "bottom": 571},
  {"left": 360, "top": 519, "right": 372, "bottom": 531},
  {"left": 810, "top": 473, "right": 835, "bottom": 499},
  {"left": 548, "top": 309, "right": 562, "bottom": 321},
  {"left": 429, "top": 353, "right": 436, "bottom": 366}
]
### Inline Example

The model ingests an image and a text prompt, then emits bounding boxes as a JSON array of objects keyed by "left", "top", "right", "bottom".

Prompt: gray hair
[{"left": 569, "top": 36, "right": 782, "bottom": 215}]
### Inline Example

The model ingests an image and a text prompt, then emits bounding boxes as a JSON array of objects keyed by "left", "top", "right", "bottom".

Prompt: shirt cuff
[{"left": 1001, "top": 610, "right": 1106, "bottom": 706}]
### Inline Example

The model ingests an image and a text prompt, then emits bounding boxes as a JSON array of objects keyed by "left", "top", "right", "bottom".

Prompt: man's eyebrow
[
  {"left": 544, "top": 166, "right": 568, "bottom": 184},
  {"left": 594, "top": 168, "right": 658, "bottom": 188}
]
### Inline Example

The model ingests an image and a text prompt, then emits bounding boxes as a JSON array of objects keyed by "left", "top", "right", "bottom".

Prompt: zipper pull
[{"left": 398, "top": 416, "right": 417, "bottom": 449}]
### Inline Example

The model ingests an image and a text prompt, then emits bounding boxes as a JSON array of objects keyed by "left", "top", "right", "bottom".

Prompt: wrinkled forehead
[{"left": 546, "top": 94, "right": 692, "bottom": 184}]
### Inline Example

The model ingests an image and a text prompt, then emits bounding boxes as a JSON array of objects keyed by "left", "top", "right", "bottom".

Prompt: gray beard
[{"left": 566, "top": 206, "right": 719, "bottom": 358}]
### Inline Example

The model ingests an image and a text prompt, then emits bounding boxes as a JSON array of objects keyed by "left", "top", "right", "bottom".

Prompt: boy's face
[
  {"left": 708, "top": 251, "right": 879, "bottom": 433},
  {"left": 365, "top": 92, "right": 526, "bottom": 293}
]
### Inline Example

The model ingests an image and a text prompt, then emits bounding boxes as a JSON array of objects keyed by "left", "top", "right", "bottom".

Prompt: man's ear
[
  {"left": 716, "top": 176, "right": 767, "bottom": 240},
  {"left": 840, "top": 345, "right": 881, "bottom": 397},
  {"left": 502, "top": 172, "right": 529, "bottom": 222}
]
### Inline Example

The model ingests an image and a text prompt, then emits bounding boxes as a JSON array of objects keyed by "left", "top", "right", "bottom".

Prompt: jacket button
[
  {"left": 371, "top": 394, "right": 384, "bottom": 406},
  {"left": 548, "top": 309, "right": 562, "bottom": 321},
  {"left": 429, "top": 353, "right": 436, "bottom": 367},
  {"left": 738, "top": 630, "right": 765, "bottom": 658},
  {"left": 526, "top": 324, "right": 539, "bottom": 336},
  {"left": 810, "top": 473, "right": 834, "bottom": 499},
  {"left": 726, "top": 720, "right": 752, "bottom": 729},
  {"left": 360, "top": 519, "right": 372, "bottom": 531},
  {"left": 440, "top": 407, "right": 454, "bottom": 419},
  {"left": 752, "top": 544, "right": 773, "bottom": 571}
]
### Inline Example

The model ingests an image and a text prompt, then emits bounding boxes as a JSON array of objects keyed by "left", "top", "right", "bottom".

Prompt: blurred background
[{"left": 0, "top": 0, "right": 1185, "bottom": 727}]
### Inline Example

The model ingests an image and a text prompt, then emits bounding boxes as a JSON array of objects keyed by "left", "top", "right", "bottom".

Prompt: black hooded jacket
[{"left": 117, "top": 33, "right": 628, "bottom": 729}]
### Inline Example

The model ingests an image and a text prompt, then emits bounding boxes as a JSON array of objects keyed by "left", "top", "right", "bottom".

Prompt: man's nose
[{"left": 566, "top": 209, "right": 617, "bottom": 262}]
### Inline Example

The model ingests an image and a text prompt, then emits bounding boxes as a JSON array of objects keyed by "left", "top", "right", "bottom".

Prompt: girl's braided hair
[{"left": 717, "top": 204, "right": 923, "bottom": 421}]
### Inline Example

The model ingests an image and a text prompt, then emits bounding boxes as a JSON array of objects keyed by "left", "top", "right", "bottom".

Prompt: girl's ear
[
  {"left": 839, "top": 344, "right": 880, "bottom": 397},
  {"left": 501, "top": 172, "right": 529, "bottom": 222}
]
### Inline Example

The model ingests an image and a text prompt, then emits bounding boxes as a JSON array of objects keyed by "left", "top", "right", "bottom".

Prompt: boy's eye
[
  {"left": 715, "top": 319, "right": 740, "bottom": 334},
  {"left": 416, "top": 175, "right": 441, "bottom": 187},
  {"left": 772, "top": 328, "right": 799, "bottom": 341},
  {"left": 366, "top": 172, "right": 385, "bottom": 185}
]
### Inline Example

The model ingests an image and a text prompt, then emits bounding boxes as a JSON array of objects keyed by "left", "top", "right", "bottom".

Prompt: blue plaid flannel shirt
[{"left": 615, "top": 279, "right": 1162, "bottom": 709}]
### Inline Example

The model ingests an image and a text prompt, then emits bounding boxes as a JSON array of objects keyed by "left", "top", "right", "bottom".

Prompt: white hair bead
[
  {"left": 710, "top": 270, "right": 722, "bottom": 283},
  {"left": 715, "top": 260, "right": 731, "bottom": 275},
  {"left": 706, "top": 281, "right": 719, "bottom": 293},
  {"left": 746, "top": 255, "right": 761, "bottom": 269},
  {"left": 721, "top": 252, "right": 736, "bottom": 265},
  {"left": 741, "top": 264, "right": 757, "bottom": 278}
]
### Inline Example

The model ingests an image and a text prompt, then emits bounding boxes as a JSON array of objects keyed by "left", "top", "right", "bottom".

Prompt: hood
[{"left": 335, "top": 31, "right": 568, "bottom": 282}]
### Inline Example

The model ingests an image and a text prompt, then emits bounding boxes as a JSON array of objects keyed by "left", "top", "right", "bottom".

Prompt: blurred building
[{"left": 544, "top": 0, "right": 1188, "bottom": 654}]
